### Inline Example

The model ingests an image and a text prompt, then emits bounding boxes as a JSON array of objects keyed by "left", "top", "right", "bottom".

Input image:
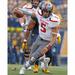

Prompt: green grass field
[{"left": 8, "top": 64, "right": 67, "bottom": 75}]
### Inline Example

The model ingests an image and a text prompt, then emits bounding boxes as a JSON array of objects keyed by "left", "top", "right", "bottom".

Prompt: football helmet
[{"left": 39, "top": 1, "right": 53, "bottom": 12}]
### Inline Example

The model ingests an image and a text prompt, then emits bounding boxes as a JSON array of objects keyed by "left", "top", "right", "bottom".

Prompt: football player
[
  {"left": 18, "top": 1, "right": 61, "bottom": 75},
  {"left": 13, "top": 0, "right": 62, "bottom": 73}
]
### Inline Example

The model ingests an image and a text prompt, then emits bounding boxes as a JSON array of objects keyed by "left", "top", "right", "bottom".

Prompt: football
[{"left": 14, "top": 8, "right": 24, "bottom": 18}]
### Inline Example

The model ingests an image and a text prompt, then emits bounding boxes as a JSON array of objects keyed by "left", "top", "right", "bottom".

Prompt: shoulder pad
[{"left": 49, "top": 14, "right": 60, "bottom": 22}]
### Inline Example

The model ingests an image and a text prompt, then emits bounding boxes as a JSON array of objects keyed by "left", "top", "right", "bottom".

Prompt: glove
[{"left": 57, "top": 33, "right": 61, "bottom": 44}]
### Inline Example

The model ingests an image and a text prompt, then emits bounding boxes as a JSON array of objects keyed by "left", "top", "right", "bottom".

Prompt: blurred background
[{"left": 8, "top": 0, "right": 67, "bottom": 65}]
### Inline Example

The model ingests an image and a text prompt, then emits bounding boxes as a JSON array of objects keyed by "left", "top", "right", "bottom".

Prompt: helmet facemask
[{"left": 42, "top": 7, "right": 53, "bottom": 18}]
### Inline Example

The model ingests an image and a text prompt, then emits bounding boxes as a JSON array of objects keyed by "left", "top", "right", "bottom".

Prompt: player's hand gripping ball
[{"left": 14, "top": 8, "right": 24, "bottom": 18}]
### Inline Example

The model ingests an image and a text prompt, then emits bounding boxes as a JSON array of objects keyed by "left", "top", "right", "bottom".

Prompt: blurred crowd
[
  {"left": 8, "top": 31, "right": 25, "bottom": 64},
  {"left": 8, "top": 0, "right": 67, "bottom": 65}
]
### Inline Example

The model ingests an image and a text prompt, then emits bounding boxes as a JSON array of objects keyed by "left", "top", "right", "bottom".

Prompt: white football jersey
[{"left": 36, "top": 12, "right": 60, "bottom": 41}]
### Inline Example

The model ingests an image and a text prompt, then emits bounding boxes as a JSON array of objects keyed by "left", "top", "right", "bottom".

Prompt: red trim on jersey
[
  {"left": 38, "top": 11, "right": 42, "bottom": 16},
  {"left": 49, "top": 19, "right": 58, "bottom": 22},
  {"left": 49, "top": 14, "right": 59, "bottom": 22}
]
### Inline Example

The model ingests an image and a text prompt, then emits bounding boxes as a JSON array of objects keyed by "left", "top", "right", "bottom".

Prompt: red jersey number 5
[{"left": 40, "top": 23, "right": 46, "bottom": 33}]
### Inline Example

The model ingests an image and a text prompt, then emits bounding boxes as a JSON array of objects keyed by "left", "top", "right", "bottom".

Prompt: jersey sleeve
[{"left": 49, "top": 15, "right": 60, "bottom": 28}]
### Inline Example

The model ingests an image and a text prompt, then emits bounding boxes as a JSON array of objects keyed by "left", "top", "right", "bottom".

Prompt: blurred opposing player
[
  {"left": 23, "top": 0, "right": 40, "bottom": 71},
  {"left": 18, "top": 1, "right": 61, "bottom": 75}
]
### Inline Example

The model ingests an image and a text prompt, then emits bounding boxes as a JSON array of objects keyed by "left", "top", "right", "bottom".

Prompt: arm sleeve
[
  {"left": 31, "top": 16, "right": 38, "bottom": 22},
  {"left": 19, "top": 8, "right": 32, "bottom": 16}
]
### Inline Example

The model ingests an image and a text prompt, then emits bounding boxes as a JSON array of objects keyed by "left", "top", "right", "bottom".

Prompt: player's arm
[
  {"left": 19, "top": 15, "right": 26, "bottom": 27},
  {"left": 40, "top": 26, "right": 59, "bottom": 56},
  {"left": 13, "top": 2, "right": 28, "bottom": 26},
  {"left": 24, "top": 18, "right": 36, "bottom": 40},
  {"left": 16, "top": 2, "right": 32, "bottom": 27},
  {"left": 47, "top": 26, "right": 58, "bottom": 49},
  {"left": 51, "top": 26, "right": 58, "bottom": 45},
  {"left": 13, "top": 1, "right": 31, "bottom": 18}
]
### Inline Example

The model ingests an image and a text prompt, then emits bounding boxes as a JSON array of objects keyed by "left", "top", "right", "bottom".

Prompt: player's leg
[
  {"left": 31, "top": 38, "right": 50, "bottom": 73},
  {"left": 19, "top": 48, "right": 42, "bottom": 75},
  {"left": 34, "top": 52, "right": 50, "bottom": 74},
  {"left": 42, "top": 57, "right": 50, "bottom": 73},
  {"left": 33, "top": 59, "right": 39, "bottom": 73},
  {"left": 29, "top": 33, "right": 39, "bottom": 73},
  {"left": 19, "top": 57, "right": 36, "bottom": 75},
  {"left": 19, "top": 36, "right": 40, "bottom": 75},
  {"left": 30, "top": 36, "right": 40, "bottom": 55},
  {"left": 25, "top": 31, "right": 34, "bottom": 70},
  {"left": 41, "top": 48, "right": 52, "bottom": 74},
  {"left": 39, "top": 54, "right": 50, "bottom": 74},
  {"left": 19, "top": 36, "right": 49, "bottom": 75},
  {"left": 27, "top": 31, "right": 33, "bottom": 48},
  {"left": 45, "top": 49, "right": 53, "bottom": 65},
  {"left": 31, "top": 41, "right": 47, "bottom": 73}
]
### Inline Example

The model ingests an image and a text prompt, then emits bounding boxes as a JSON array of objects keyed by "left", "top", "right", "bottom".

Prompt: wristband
[{"left": 21, "top": 23, "right": 25, "bottom": 27}]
